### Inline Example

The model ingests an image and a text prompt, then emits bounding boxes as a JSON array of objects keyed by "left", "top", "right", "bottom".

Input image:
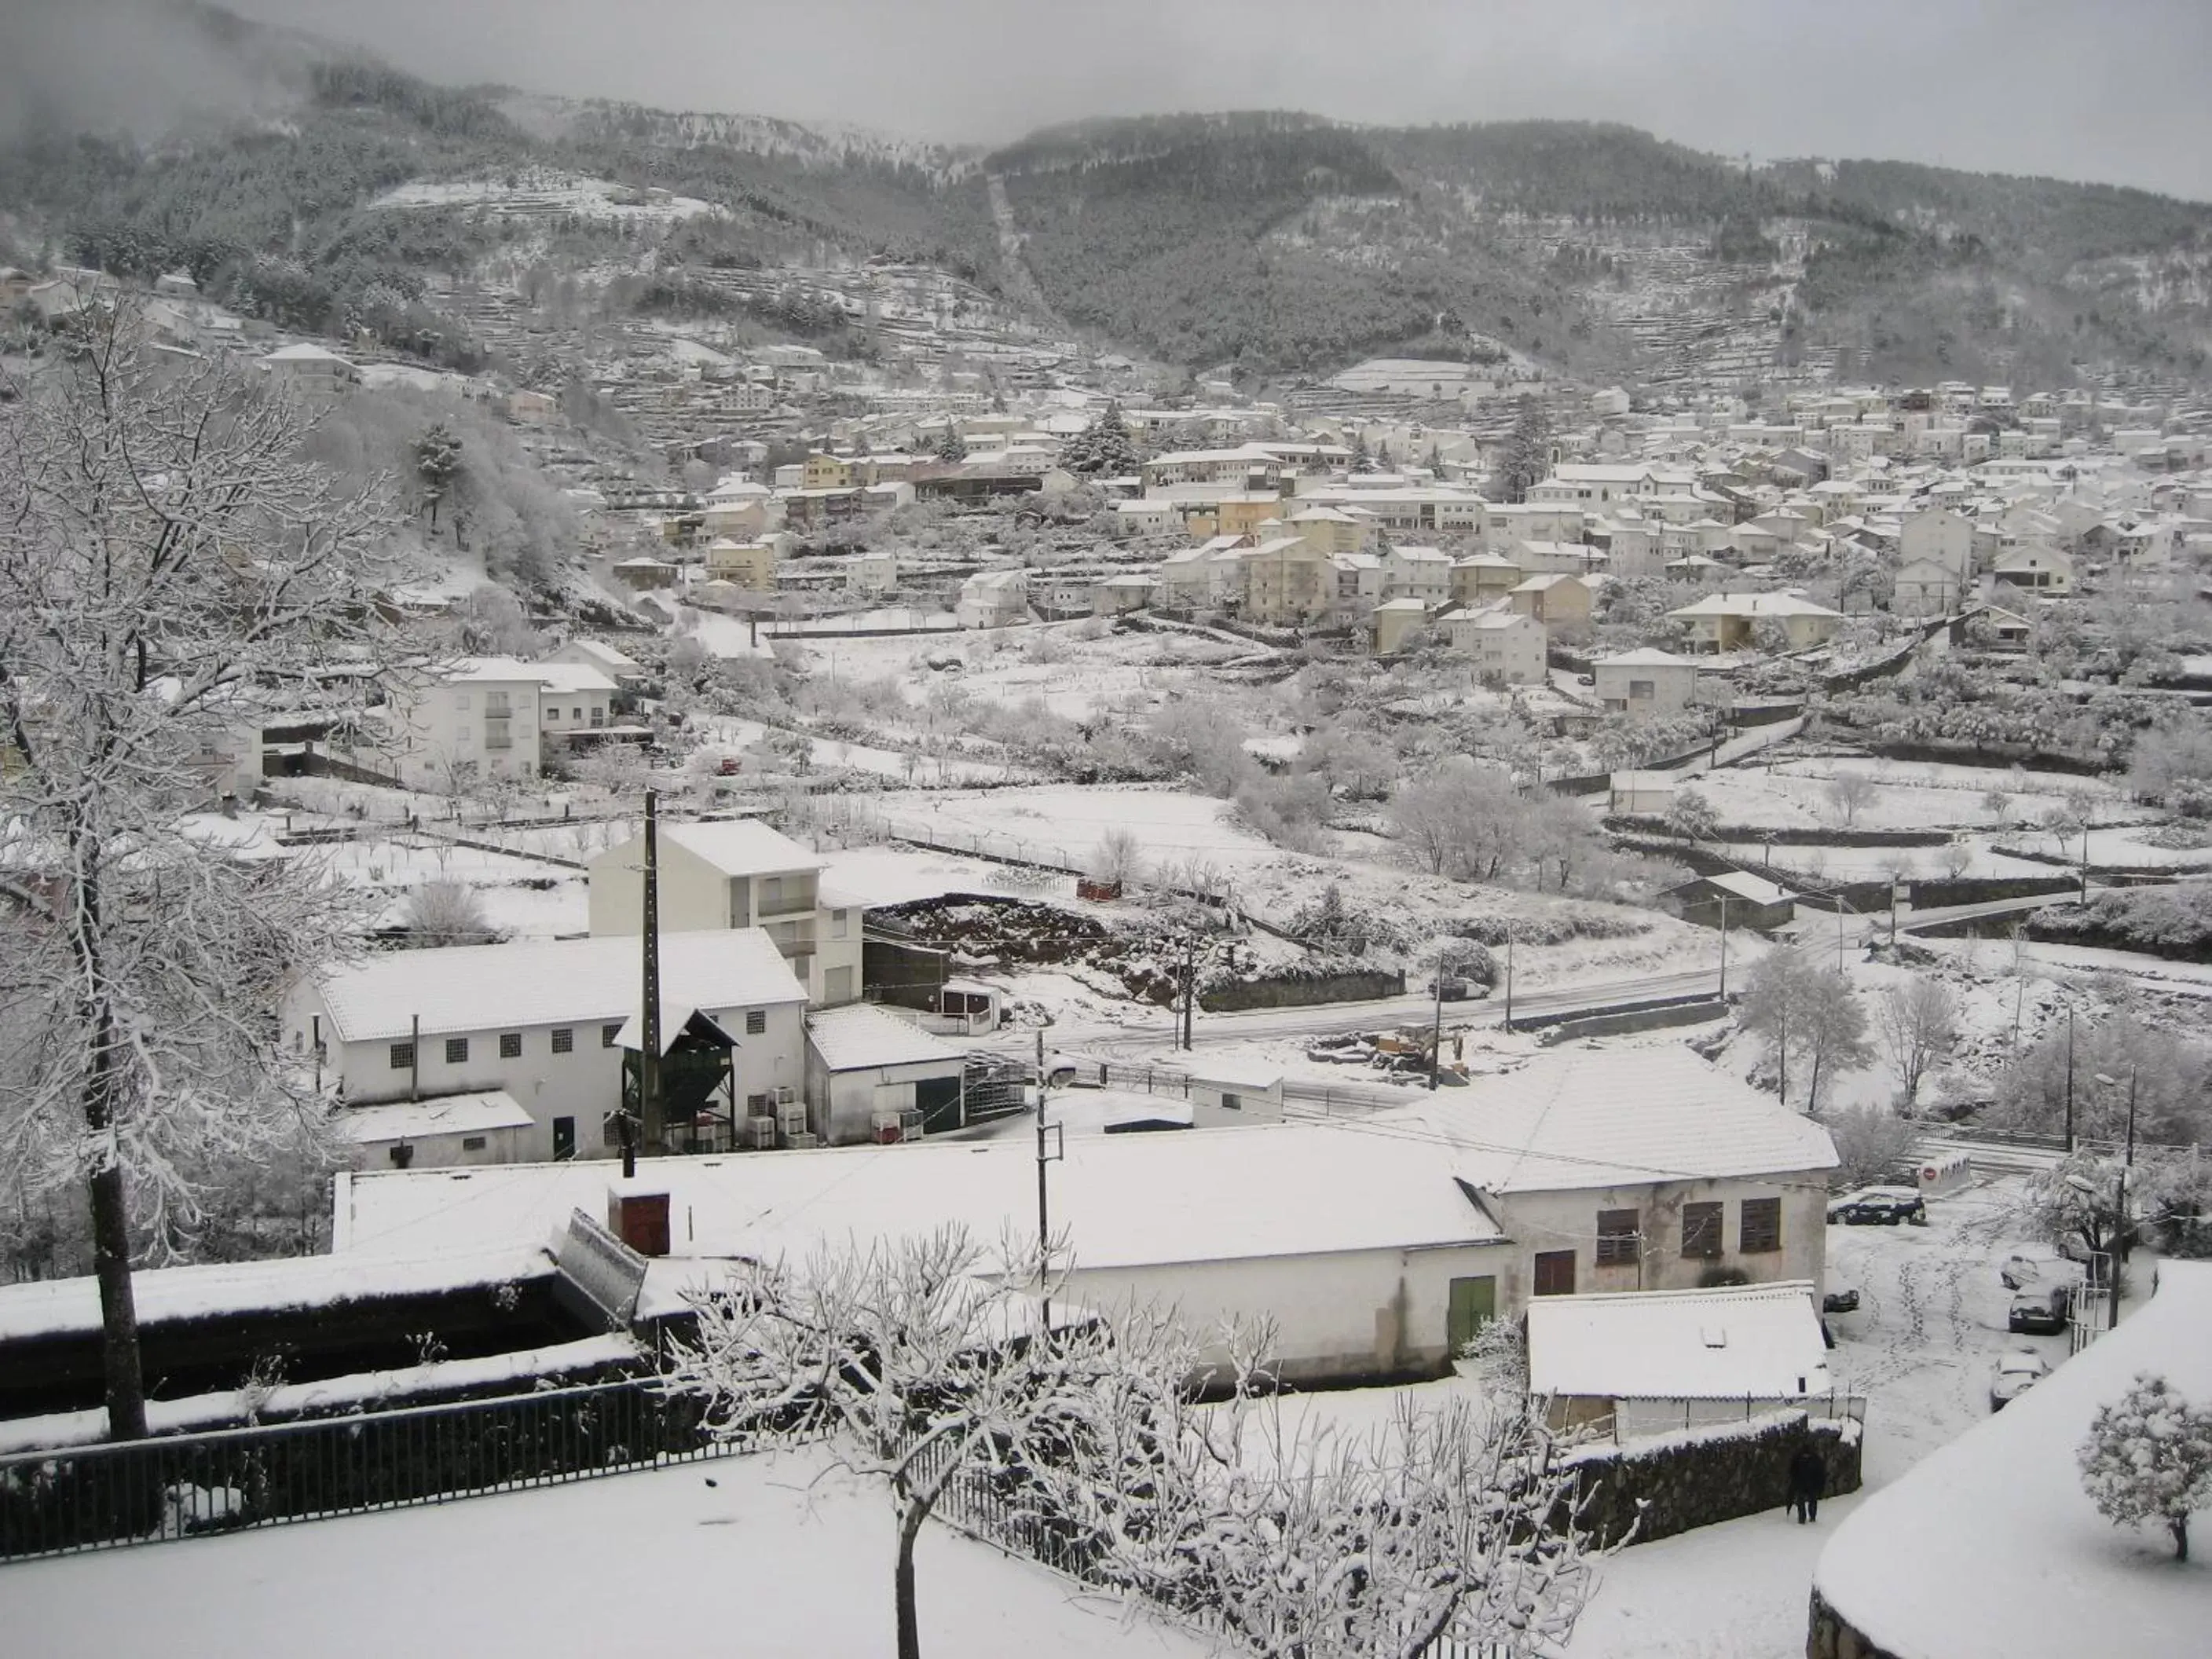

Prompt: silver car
[{"left": 1990, "top": 1348, "right": 2051, "bottom": 1410}]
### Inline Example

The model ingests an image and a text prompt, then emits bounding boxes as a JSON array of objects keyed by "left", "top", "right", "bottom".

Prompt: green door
[{"left": 1447, "top": 1276, "right": 1497, "bottom": 1357}]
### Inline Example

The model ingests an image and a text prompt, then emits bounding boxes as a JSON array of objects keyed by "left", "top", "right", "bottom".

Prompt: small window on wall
[
  {"left": 499, "top": 1032, "right": 522, "bottom": 1059},
  {"left": 460, "top": 1136, "right": 487, "bottom": 1152},
  {"left": 1533, "top": 1250, "right": 1577, "bottom": 1298},
  {"left": 390, "top": 1042, "right": 415, "bottom": 1070},
  {"left": 551, "top": 1028, "right": 573, "bottom": 1055},
  {"left": 1740, "top": 1197, "right": 1782, "bottom": 1254},
  {"left": 745, "top": 1010, "right": 767, "bottom": 1035},
  {"left": 602, "top": 1024, "right": 621, "bottom": 1049},
  {"left": 444, "top": 1037, "right": 468, "bottom": 1064},
  {"left": 1595, "top": 1209, "right": 1640, "bottom": 1266},
  {"left": 1682, "top": 1201, "right": 1724, "bottom": 1258}
]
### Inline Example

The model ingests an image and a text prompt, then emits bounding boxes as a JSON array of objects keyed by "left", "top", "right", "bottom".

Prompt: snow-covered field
[
  {"left": 371, "top": 171, "right": 719, "bottom": 222},
  {"left": 2, "top": 1445, "right": 1201, "bottom": 1659},
  {"left": 1686, "top": 754, "right": 2133, "bottom": 834},
  {"left": 812, "top": 622, "right": 1255, "bottom": 723}
]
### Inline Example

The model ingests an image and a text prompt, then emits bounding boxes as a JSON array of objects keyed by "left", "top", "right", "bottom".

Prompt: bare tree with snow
[
  {"left": 664, "top": 1227, "right": 1130, "bottom": 1659},
  {"left": 1825, "top": 773, "right": 1877, "bottom": 828},
  {"left": 1057, "top": 1330, "right": 1600, "bottom": 1659},
  {"left": 2077, "top": 1372, "right": 2212, "bottom": 1562},
  {"left": 1876, "top": 977, "right": 1961, "bottom": 1108},
  {"left": 0, "top": 307, "right": 407, "bottom": 1439},
  {"left": 400, "top": 880, "right": 499, "bottom": 947}
]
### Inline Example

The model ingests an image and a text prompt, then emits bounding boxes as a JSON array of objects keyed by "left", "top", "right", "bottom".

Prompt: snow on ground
[
  {"left": 764, "top": 606, "right": 960, "bottom": 635},
  {"left": 1937, "top": 935, "right": 2212, "bottom": 998},
  {"left": 309, "top": 834, "right": 590, "bottom": 938},
  {"left": 858, "top": 784, "right": 1729, "bottom": 996},
  {"left": 1566, "top": 1499, "right": 1859, "bottom": 1659},
  {"left": 670, "top": 608, "right": 778, "bottom": 661},
  {"left": 4, "top": 1445, "right": 1203, "bottom": 1659},
  {"left": 699, "top": 713, "right": 1017, "bottom": 785},
  {"left": 1686, "top": 754, "right": 2130, "bottom": 834},
  {"left": 816, "top": 623, "right": 1255, "bottom": 723},
  {"left": 370, "top": 172, "right": 719, "bottom": 222}
]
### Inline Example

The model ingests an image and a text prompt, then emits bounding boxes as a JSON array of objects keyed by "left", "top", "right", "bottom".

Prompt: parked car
[
  {"left": 2001, "top": 1253, "right": 2086, "bottom": 1292},
  {"left": 1827, "top": 1187, "right": 1928, "bottom": 1226},
  {"left": 1423, "top": 975, "right": 1485, "bottom": 1002},
  {"left": 1990, "top": 1348, "right": 2052, "bottom": 1410},
  {"left": 2009, "top": 1282, "right": 2072, "bottom": 1335},
  {"left": 1822, "top": 1283, "right": 1860, "bottom": 1314}
]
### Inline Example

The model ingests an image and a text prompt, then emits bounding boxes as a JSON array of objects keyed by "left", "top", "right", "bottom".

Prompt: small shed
[
  {"left": 337, "top": 1090, "right": 536, "bottom": 1169},
  {"left": 1608, "top": 770, "right": 1676, "bottom": 816},
  {"left": 1664, "top": 869, "right": 1795, "bottom": 932},
  {"left": 804, "top": 1002, "right": 969, "bottom": 1143},
  {"left": 1527, "top": 1280, "right": 1833, "bottom": 1439}
]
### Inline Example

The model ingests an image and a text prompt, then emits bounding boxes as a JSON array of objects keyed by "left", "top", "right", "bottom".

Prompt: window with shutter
[
  {"left": 1682, "top": 1201, "right": 1724, "bottom": 1258},
  {"left": 1740, "top": 1197, "right": 1782, "bottom": 1254},
  {"left": 1533, "top": 1250, "right": 1577, "bottom": 1297},
  {"left": 1595, "top": 1210, "right": 1640, "bottom": 1266}
]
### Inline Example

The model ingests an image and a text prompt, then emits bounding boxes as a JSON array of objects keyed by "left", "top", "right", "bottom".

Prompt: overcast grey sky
[{"left": 104, "top": 1, "right": 2212, "bottom": 200}]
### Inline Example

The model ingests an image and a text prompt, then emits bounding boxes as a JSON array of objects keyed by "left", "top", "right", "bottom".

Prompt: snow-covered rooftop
[
  {"left": 312, "top": 930, "right": 806, "bottom": 1044},
  {"left": 333, "top": 1122, "right": 1508, "bottom": 1271},
  {"left": 659, "top": 818, "right": 828, "bottom": 877},
  {"left": 0, "top": 1243, "right": 546, "bottom": 1344},
  {"left": 1815, "top": 1260, "right": 2212, "bottom": 1659},
  {"left": 1527, "top": 1281, "right": 1832, "bottom": 1401},
  {"left": 336, "top": 1090, "right": 534, "bottom": 1145},
  {"left": 806, "top": 1002, "right": 965, "bottom": 1071},
  {"left": 1373, "top": 1048, "right": 1837, "bottom": 1194}
]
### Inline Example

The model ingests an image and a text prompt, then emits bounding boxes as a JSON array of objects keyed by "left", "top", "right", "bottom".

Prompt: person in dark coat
[{"left": 1788, "top": 1442, "right": 1827, "bottom": 1523}]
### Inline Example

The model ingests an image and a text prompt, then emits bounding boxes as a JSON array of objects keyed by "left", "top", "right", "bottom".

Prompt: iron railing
[{"left": 0, "top": 1380, "right": 730, "bottom": 1565}]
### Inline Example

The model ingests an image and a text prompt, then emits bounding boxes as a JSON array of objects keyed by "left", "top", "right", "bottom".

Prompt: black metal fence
[{"left": 0, "top": 1381, "right": 730, "bottom": 1564}]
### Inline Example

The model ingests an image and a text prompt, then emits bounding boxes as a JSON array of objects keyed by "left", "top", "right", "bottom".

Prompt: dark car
[
  {"left": 1822, "top": 1284, "right": 1861, "bottom": 1314},
  {"left": 1826, "top": 1187, "right": 1928, "bottom": 1227},
  {"left": 2009, "top": 1282, "right": 2071, "bottom": 1335}
]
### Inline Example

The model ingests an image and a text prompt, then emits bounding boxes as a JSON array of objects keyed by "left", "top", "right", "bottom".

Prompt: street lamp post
[{"left": 2093, "top": 1069, "right": 2141, "bottom": 1266}]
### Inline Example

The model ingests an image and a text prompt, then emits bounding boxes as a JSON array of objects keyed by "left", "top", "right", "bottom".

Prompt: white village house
[
  {"left": 1592, "top": 646, "right": 1701, "bottom": 717},
  {"left": 284, "top": 930, "right": 811, "bottom": 1165},
  {"left": 586, "top": 819, "right": 863, "bottom": 1009},
  {"left": 327, "top": 1047, "right": 1837, "bottom": 1385}
]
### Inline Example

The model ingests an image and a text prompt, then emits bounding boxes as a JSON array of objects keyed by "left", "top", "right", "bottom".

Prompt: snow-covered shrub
[{"left": 2077, "top": 1372, "right": 2212, "bottom": 1562}]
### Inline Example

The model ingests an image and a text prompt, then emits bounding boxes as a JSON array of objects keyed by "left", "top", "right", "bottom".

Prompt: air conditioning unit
[
  {"left": 785, "top": 1130, "right": 819, "bottom": 1151},
  {"left": 774, "top": 1086, "right": 797, "bottom": 1106},
  {"left": 745, "top": 1117, "right": 778, "bottom": 1150},
  {"left": 899, "top": 1107, "right": 925, "bottom": 1141},
  {"left": 777, "top": 1100, "right": 809, "bottom": 1135},
  {"left": 872, "top": 1108, "right": 905, "bottom": 1145}
]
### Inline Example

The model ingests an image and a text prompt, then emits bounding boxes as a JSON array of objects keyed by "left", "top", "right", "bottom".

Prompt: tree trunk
[
  {"left": 895, "top": 1511, "right": 925, "bottom": 1659},
  {"left": 87, "top": 1162, "right": 148, "bottom": 1441},
  {"left": 72, "top": 836, "right": 148, "bottom": 1441},
  {"left": 2174, "top": 1514, "right": 2188, "bottom": 1562}
]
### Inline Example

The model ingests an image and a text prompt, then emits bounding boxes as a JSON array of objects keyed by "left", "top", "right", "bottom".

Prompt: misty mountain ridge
[{"left": 4, "top": 1, "right": 2208, "bottom": 388}]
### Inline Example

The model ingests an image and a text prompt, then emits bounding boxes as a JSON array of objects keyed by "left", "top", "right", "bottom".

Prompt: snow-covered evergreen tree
[
  {"left": 1061, "top": 401, "right": 1137, "bottom": 475},
  {"left": 2077, "top": 1372, "right": 2212, "bottom": 1561}
]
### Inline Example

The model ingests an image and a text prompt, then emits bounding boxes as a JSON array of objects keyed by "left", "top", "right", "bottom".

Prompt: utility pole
[
  {"left": 1502, "top": 926, "right": 1516, "bottom": 1031},
  {"left": 1427, "top": 961, "right": 1445, "bottom": 1091},
  {"left": 1718, "top": 893, "right": 1730, "bottom": 998},
  {"left": 2078, "top": 819, "right": 2090, "bottom": 903},
  {"left": 2119, "top": 1067, "right": 2138, "bottom": 1264},
  {"left": 2064, "top": 1009, "right": 2075, "bottom": 1154},
  {"left": 1035, "top": 1051, "right": 1060, "bottom": 1339},
  {"left": 639, "top": 788, "right": 665, "bottom": 1157}
]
